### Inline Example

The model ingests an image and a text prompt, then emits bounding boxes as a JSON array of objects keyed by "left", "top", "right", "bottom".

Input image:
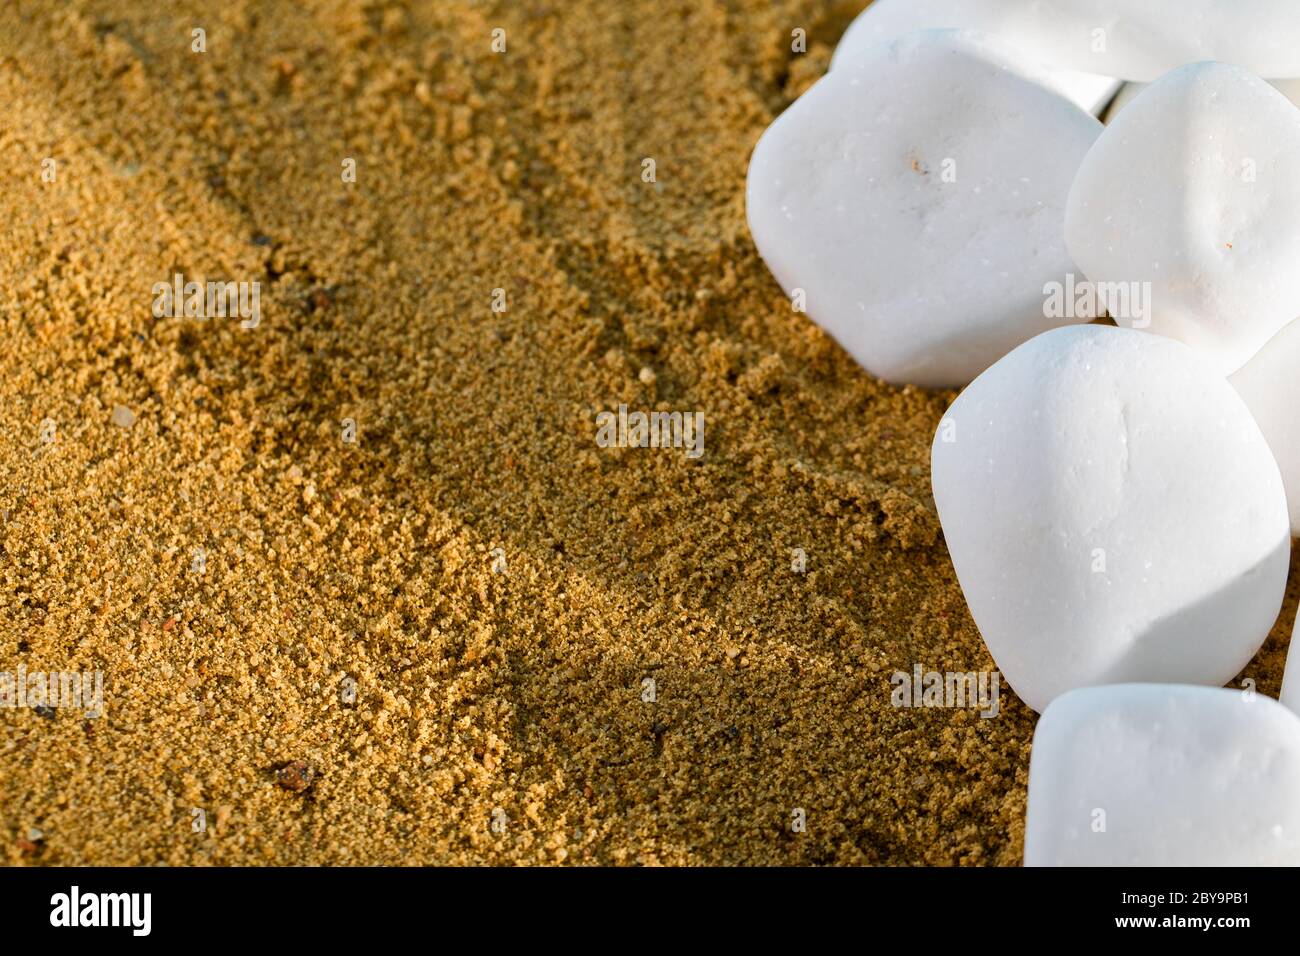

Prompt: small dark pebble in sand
[{"left": 276, "top": 761, "right": 316, "bottom": 793}]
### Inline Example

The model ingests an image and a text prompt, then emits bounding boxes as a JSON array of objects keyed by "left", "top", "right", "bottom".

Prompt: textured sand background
[{"left": 1, "top": 0, "right": 1296, "bottom": 866}]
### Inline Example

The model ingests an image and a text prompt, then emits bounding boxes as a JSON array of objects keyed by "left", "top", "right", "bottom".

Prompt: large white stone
[
  {"left": 1231, "top": 317, "right": 1300, "bottom": 534},
  {"left": 832, "top": 0, "right": 1120, "bottom": 115},
  {"left": 746, "top": 30, "right": 1101, "bottom": 388},
  {"left": 837, "top": 0, "right": 1300, "bottom": 83},
  {"left": 1107, "top": 77, "right": 1300, "bottom": 122},
  {"left": 931, "top": 325, "right": 1289, "bottom": 713},
  {"left": 1025, "top": 684, "right": 1300, "bottom": 866},
  {"left": 1281, "top": 608, "right": 1300, "bottom": 713},
  {"left": 1066, "top": 62, "right": 1300, "bottom": 375}
]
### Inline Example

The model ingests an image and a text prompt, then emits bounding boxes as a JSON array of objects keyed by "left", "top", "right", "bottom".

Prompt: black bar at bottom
[{"left": 0, "top": 866, "right": 1285, "bottom": 942}]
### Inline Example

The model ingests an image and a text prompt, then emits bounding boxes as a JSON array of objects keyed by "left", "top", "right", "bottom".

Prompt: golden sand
[{"left": 1, "top": 0, "right": 1295, "bottom": 865}]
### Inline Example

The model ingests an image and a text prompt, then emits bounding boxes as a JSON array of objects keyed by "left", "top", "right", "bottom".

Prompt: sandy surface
[{"left": 1, "top": 0, "right": 1296, "bottom": 866}]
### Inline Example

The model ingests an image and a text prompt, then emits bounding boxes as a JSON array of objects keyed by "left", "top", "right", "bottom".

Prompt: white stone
[
  {"left": 931, "top": 325, "right": 1289, "bottom": 713},
  {"left": 1066, "top": 62, "right": 1300, "bottom": 375},
  {"left": 1281, "top": 608, "right": 1300, "bottom": 713},
  {"left": 832, "top": 0, "right": 1120, "bottom": 115},
  {"left": 1107, "top": 77, "right": 1300, "bottom": 123},
  {"left": 747, "top": 30, "right": 1101, "bottom": 388},
  {"left": 837, "top": 0, "right": 1300, "bottom": 84},
  {"left": 1231, "top": 317, "right": 1300, "bottom": 534},
  {"left": 110, "top": 404, "right": 136, "bottom": 429},
  {"left": 1025, "top": 684, "right": 1300, "bottom": 866},
  {"left": 1041, "top": 71, "right": 1121, "bottom": 118}
]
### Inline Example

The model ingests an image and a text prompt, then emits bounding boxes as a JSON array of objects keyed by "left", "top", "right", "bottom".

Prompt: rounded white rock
[
  {"left": 1231, "top": 316, "right": 1300, "bottom": 534},
  {"left": 837, "top": 0, "right": 1300, "bottom": 84},
  {"left": 1281, "top": 607, "right": 1300, "bottom": 713},
  {"left": 1107, "top": 77, "right": 1300, "bottom": 122},
  {"left": 931, "top": 325, "right": 1289, "bottom": 713},
  {"left": 746, "top": 29, "right": 1101, "bottom": 388},
  {"left": 1066, "top": 61, "right": 1300, "bottom": 375},
  {"left": 832, "top": 0, "right": 1120, "bottom": 115},
  {"left": 1026, "top": 684, "right": 1300, "bottom": 866}
]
